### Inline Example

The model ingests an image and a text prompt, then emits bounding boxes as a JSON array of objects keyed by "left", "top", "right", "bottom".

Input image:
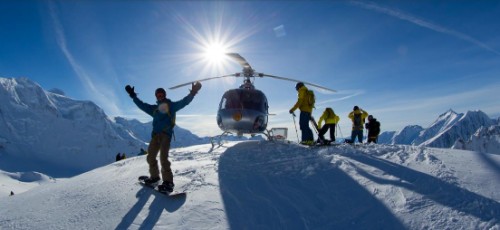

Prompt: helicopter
[{"left": 169, "top": 53, "right": 336, "bottom": 140}]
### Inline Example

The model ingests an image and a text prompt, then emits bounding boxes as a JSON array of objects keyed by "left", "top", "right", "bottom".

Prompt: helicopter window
[
  {"left": 221, "top": 91, "right": 242, "bottom": 109},
  {"left": 220, "top": 90, "right": 267, "bottom": 112},
  {"left": 220, "top": 98, "right": 227, "bottom": 110},
  {"left": 240, "top": 91, "right": 266, "bottom": 112}
]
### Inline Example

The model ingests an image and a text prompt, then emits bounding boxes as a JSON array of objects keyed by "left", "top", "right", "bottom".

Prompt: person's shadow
[
  {"left": 115, "top": 185, "right": 186, "bottom": 230},
  {"left": 218, "top": 141, "right": 405, "bottom": 229}
]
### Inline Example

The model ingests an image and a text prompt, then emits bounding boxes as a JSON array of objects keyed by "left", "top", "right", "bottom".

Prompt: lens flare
[{"left": 204, "top": 43, "right": 228, "bottom": 64}]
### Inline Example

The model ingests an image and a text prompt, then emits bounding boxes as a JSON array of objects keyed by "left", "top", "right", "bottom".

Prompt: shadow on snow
[
  {"left": 115, "top": 185, "right": 186, "bottom": 230},
  {"left": 218, "top": 141, "right": 405, "bottom": 229},
  {"left": 340, "top": 150, "right": 500, "bottom": 224}
]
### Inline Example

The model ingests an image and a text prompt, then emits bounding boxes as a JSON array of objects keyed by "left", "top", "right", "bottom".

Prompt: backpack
[
  {"left": 373, "top": 120, "right": 381, "bottom": 134},
  {"left": 353, "top": 113, "right": 363, "bottom": 129},
  {"left": 306, "top": 90, "right": 315, "bottom": 108}
]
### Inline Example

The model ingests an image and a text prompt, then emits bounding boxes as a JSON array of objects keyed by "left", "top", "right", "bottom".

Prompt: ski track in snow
[{"left": 1, "top": 141, "right": 499, "bottom": 229}]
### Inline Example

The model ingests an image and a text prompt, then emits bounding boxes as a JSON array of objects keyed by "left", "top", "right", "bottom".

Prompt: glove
[
  {"left": 125, "top": 85, "right": 137, "bottom": 98},
  {"left": 190, "top": 81, "right": 202, "bottom": 96},
  {"left": 289, "top": 109, "right": 295, "bottom": 115}
]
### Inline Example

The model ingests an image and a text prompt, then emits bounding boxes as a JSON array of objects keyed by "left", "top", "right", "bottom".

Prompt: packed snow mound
[
  {"left": 0, "top": 169, "right": 55, "bottom": 197},
  {"left": 1, "top": 141, "right": 498, "bottom": 229}
]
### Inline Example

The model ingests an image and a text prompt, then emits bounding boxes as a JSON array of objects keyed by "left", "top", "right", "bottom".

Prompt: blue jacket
[{"left": 132, "top": 94, "right": 194, "bottom": 137}]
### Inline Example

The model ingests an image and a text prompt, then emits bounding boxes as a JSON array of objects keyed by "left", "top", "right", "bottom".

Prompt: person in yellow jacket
[
  {"left": 348, "top": 106, "right": 369, "bottom": 143},
  {"left": 317, "top": 107, "right": 340, "bottom": 143},
  {"left": 289, "top": 82, "right": 314, "bottom": 145}
]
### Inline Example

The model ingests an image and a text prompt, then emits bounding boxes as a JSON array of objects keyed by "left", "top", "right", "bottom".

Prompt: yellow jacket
[
  {"left": 318, "top": 108, "right": 340, "bottom": 129},
  {"left": 348, "top": 109, "right": 369, "bottom": 130},
  {"left": 290, "top": 86, "right": 313, "bottom": 113}
]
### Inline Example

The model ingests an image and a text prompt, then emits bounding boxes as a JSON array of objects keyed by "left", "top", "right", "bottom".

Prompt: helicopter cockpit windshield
[{"left": 219, "top": 89, "right": 268, "bottom": 113}]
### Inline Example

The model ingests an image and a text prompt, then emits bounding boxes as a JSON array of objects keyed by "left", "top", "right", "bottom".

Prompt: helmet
[
  {"left": 295, "top": 82, "right": 304, "bottom": 90},
  {"left": 155, "top": 88, "right": 166, "bottom": 96},
  {"left": 353, "top": 106, "right": 359, "bottom": 111}
]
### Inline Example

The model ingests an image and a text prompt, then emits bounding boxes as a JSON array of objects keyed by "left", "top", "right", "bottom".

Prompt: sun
[{"left": 203, "top": 43, "right": 229, "bottom": 64}]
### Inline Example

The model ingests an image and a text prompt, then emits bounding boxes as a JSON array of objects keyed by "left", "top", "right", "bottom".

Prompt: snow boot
[
  {"left": 143, "top": 177, "right": 160, "bottom": 185},
  {"left": 158, "top": 181, "right": 174, "bottom": 193}
]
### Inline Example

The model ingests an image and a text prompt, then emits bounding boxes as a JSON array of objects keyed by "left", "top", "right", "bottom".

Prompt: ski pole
[
  {"left": 291, "top": 113, "right": 300, "bottom": 142},
  {"left": 337, "top": 123, "right": 344, "bottom": 140}
]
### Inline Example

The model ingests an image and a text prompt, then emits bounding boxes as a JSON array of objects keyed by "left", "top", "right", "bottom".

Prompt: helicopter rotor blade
[
  {"left": 226, "top": 53, "right": 252, "bottom": 70},
  {"left": 261, "top": 74, "right": 337, "bottom": 93},
  {"left": 169, "top": 74, "right": 238, "bottom": 90}
]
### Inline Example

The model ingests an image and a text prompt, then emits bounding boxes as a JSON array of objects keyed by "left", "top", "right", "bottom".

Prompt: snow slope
[
  {"left": 0, "top": 77, "right": 146, "bottom": 176},
  {"left": 1, "top": 141, "right": 499, "bottom": 229}
]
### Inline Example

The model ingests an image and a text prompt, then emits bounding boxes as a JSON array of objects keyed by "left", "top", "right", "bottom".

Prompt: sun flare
[{"left": 204, "top": 43, "right": 228, "bottom": 63}]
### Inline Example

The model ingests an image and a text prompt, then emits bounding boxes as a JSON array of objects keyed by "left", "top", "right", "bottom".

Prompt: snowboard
[{"left": 138, "top": 176, "right": 186, "bottom": 197}]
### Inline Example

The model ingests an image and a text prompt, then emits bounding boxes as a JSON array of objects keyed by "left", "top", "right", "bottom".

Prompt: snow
[
  {"left": 1, "top": 141, "right": 499, "bottom": 229},
  {"left": 380, "top": 109, "right": 499, "bottom": 153},
  {"left": 1, "top": 76, "right": 499, "bottom": 229}
]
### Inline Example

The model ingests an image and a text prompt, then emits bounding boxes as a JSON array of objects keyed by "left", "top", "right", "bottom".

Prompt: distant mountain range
[
  {"left": 0, "top": 77, "right": 262, "bottom": 176},
  {"left": 379, "top": 109, "right": 500, "bottom": 154},
  {"left": 0, "top": 76, "right": 498, "bottom": 177}
]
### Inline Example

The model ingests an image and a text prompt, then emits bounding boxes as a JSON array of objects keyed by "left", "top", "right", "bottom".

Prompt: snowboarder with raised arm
[
  {"left": 348, "top": 106, "right": 369, "bottom": 144},
  {"left": 317, "top": 107, "right": 340, "bottom": 144},
  {"left": 125, "top": 82, "right": 201, "bottom": 193},
  {"left": 289, "top": 82, "right": 314, "bottom": 145}
]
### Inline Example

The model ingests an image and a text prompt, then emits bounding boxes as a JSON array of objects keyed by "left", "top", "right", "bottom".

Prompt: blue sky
[{"left": 1, "top": 0, "right": 500, "bottom": 138}]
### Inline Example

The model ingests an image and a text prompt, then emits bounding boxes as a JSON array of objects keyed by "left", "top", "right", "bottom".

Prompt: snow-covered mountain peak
[
  {"left": 433, "top": 109, "right": 461, "bottom": 130},
  {"left": 378, "top": 109, "right": 498, "bottom": 152},
  {"left": 0, "top": 77, "right": 57, "bottom": 112},
  {"left": 392, "top": 125, "right": 423, "bottom": 145},
  {"left": 0, "top": 77, "right": 147, "bottom": 176},
  {"left": 412, "top": 110, "right": 463, "bottom": 146}
]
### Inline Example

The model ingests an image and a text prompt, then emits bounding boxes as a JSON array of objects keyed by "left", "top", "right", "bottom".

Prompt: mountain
[
  {"left": 379, "top": 110, "right": 496, "bottom": 152},
  {"left": 391, "top": 125, "right": 424, "bottom": 145},
  {"left": 0, "top": 77, "right": 148, "bottom": 176},
  {"left": 0, "top": 77, "right": 265, "bottom": 177},
  {"left": 412, "top": 109, "right": 463, "bottom": 146},
  {"left": 420, "top": 110, "right": 495, "bottom": 148},
  {"left": 377, "top": 131, "right": 395, "bottom": 144},
  {"left": 1, "top": 142, "right": 499, "bottom": 229},
  {"left": 114, "top": 117, "right": 207, "bottom": 148},
  {"left": 452, "top": 125, "right": 500, "bottom": 154}
]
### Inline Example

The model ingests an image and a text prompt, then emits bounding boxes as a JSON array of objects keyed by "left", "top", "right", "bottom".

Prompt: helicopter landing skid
[{"left": 210, "top": 131, "right": 230, "bottom": 148}]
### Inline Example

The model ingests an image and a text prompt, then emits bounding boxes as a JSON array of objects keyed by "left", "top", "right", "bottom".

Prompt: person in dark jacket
[
  {"left": 125, "top": 82, "right": 201, "bottom": 193},
  {"left": 365, "top": 115, "right": 381, "bottom": 143}
]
